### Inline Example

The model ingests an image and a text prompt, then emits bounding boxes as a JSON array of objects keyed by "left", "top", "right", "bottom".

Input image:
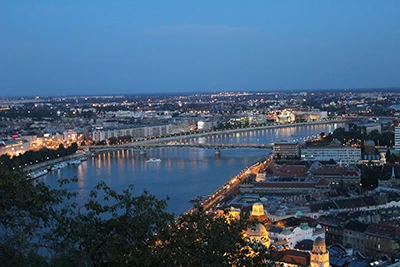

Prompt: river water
[{"left": 41, "top": 123, "right": 345, "bottom": 215}]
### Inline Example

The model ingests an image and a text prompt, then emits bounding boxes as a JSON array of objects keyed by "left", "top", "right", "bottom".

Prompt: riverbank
[{"left": 24, "top": 152, "right": 87, "bottom": 172}]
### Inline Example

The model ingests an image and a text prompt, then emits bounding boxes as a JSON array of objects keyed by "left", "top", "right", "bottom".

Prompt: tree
[
  {"left": 108, "top": 137, "right": 118, "bottom": 145},
  {"left": 0, "top": 166, "right": 276, "bottom": 266},
  {"left": 67, "top": 143, "right": 78, "bottom": 154},
  {"left": 0, "top": 166, "right": 77, "bottom": 266},
  {"left": 161, "top": 207, "right": 273, "bottom": 266},
  {"left": 389, "top": 154, "right": 398, "bottom": 164}
]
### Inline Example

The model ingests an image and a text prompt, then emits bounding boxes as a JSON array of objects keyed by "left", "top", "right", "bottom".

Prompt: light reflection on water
[{"left": 41, "top": 123, "right": 346, "bottom": 214}]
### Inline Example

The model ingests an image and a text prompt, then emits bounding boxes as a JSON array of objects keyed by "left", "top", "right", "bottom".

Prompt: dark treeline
[{"left": 307, "top": 125, "right": 394, "bottom": 147}]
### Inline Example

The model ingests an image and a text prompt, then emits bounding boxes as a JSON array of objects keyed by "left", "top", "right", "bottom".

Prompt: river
[{"left": 41, "top": 123, "right": 346, "bottom": 215}]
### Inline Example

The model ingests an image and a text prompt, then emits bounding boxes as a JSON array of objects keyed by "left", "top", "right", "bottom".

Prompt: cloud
[{"left": 138, "top": 24, "right": 258, "bottom": 37}]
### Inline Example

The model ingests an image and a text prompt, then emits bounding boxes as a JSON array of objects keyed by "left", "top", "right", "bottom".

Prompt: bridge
[{"left": 88, "top": 142, "right": 274, "bottom": 155}]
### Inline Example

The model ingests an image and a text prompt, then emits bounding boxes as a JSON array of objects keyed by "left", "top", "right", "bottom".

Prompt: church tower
[
  {"left": 310, "top": 237, "right": 329, "bottom": 267},
  {"left": 250, "top": 202, "right": 269, "bottom": 223}
]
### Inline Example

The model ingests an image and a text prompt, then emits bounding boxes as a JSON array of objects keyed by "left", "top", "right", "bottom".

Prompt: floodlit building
[
  {"left": 310, "top": 237, "right": 329, "bottom": 267},
  {"left": 276, "top": 110, "right": 295, "bottom": 124},
  {"left": 255, "top": 170, "right": 266, "bottom": 182},
  {"left": 0, "top": 139, "right": 30, "bottom": 157},
  {"left": 245, "top": 224, "right": 271, "bottom": 248},
  {"left": 91, "top": 124, "right": 172, "bottom": 142},
  {"left": 301, "top": 146, "right": 361, "bottom": 165}
]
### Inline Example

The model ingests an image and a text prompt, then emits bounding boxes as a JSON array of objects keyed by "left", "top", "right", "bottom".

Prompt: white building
[
  {"left": 301, "top": 146, "right": 361, "bottom": 165},
  {"left": 91, "top": 125, "right": 172, "bottom": 142},
  {"left": 267, "top": 222, "right": 325, "bottom": 249},
  {"left": 395, "top": 126, "right": 400, "bottom": 150},
  {"left": 276, "top": 110, "right": 295, "bottom": 124}
]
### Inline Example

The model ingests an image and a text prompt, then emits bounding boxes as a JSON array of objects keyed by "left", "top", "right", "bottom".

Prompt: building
[
  {"left": 273, "top": 141, "right": 299, "bottom": 158},
  {"left": 91, "top": 124, "right": 172, "bottom": 142},
  {"left": 309, "top": 161, "right": 361, "bottom": 187},
  {"left": 255, "top": 170, "right": 266, "bottom": 182},
  {"left": 293, "top": 110, "right": 328, "bottom": 122},
  {"left": 267, "top": 222, "right": 325, "bottom": 249},
  {"left": 245, "top": 224, "right": 271, "bottom": 248},
  {"left": 317, "top": 215, "right": 345, "bottom": 245},
  {"left": 301, "top": 146, "right": 361, "bottom": 165},
  {"left": 343, "top": 221, "right": 369, "bottom": 254},
  {"left": 310, "top": 237, "right": 329, "bottom": 267},
  {"left": 279, "top": 250, "right": 310, "bottom": 267},
  {"left": 364, "top": 223, "right": 400, "bottom": 257},
  {"left": 276, "top": 110, "right": 295, "bottom": 124},
  {"left": 0, "top": 139, "right": 30, "bottom": 157},
  {"left": 395, "top": 126, "right": 400, "bottom": 150}
]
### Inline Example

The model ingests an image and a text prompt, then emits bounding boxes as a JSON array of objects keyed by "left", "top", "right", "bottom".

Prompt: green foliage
[
  {"left": 307, "top": 126, "right": 394, "bottom": 147},
  {"left": 360, "top": 165, "right": 390, "bottom": 189},
  {"left": 0, "top": 166, "right": 77, "bottom": 266},
  {"left": 0, "top": 166, "right": 276, "bottom": 266}
]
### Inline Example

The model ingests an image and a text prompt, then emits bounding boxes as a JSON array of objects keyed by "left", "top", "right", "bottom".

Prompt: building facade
[
  {"left": 343, "top": 221, "right": 369, "bottom": 254},
  {"left": 92, "top": 125, "right": 172, "bottom": 142},
  {"left": 365, "top": 223, "right": 400, "bottom": 257},
  {"left": 395, "top": 126, "right": 400, "bottom": 150},
  {"left": 310, "top": 237, "right": 329, "bottom": 267},
  {"left": 0, "top": 140, "right": 30, "bottom": 157},
  {"left": 273, "top": 141, "right": 299, "bottom": 158},
  {"left": 301, "top": 146, "right": 361, "bottom": 165}
]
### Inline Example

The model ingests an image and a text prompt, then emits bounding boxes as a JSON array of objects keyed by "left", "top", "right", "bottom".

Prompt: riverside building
[
  {"left": 395, "top": 126, "right": 400, "bottom": 150},
  {"left": 273, "top": 141, "right": 299, "bottom": 158},
  {"left": 92, "top": 124, "right": 172, "bottom": 142},
  {"left": 301, "top": 146, "right": 361, "bottom": 165}
]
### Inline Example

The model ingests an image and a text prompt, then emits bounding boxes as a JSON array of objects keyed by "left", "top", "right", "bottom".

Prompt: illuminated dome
[{"left": 245, "top": 223, "right": 270, "bottom": 248}]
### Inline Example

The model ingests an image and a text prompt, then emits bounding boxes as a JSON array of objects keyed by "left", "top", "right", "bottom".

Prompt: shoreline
[{"left": 24, "top": 153, "right": 87, "bottom": 172}]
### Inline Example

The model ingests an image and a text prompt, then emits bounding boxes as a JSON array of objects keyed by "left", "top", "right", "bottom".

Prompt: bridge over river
[{"left": 88, "top": 142, "right": 274, "bottom": 155}]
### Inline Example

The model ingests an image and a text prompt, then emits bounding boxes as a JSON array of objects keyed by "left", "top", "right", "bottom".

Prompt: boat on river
[
  {"left": 68, "top": 159, "right": 81, "bottom": 165},
  {"left": 146, "top": 157, "right": 161, "bottom": 163},
  {"left": 51, "top": 162, "right": 68, "bottom": 171}
]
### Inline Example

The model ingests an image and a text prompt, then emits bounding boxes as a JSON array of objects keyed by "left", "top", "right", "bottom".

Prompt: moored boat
[
  {"left": 29, "top": 169, "right": 48, "bottom": 179},
  {"left": 146, "top": 157, "right": 161, "bottom": 163}
]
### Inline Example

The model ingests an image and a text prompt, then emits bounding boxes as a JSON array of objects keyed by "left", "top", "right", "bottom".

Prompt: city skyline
[{"left": 1, "top": 1, "right": 400, "bottom": 96}]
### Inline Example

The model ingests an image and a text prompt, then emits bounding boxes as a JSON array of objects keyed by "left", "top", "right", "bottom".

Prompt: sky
[{"left": 1, "top": 1, "right": 400, "bottom": 96}]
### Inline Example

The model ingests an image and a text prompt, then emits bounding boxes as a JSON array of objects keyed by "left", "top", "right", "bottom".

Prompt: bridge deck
[{"left": 89, "top": 143, "right": 274, "bottom": 152}]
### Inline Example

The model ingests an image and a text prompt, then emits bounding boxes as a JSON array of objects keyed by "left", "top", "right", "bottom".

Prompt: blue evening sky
[{"left": 1, "top": 1, "right": 399, "bottom": 96}]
